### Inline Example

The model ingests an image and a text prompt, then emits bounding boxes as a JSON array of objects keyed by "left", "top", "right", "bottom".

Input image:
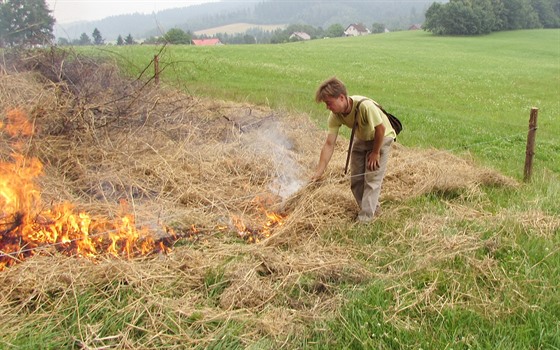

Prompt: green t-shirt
[{"left": 327, "top": 95, "right": 396, "bottom": 141}]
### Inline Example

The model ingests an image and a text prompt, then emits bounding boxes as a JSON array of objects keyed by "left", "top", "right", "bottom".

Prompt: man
[{"left": 311, "top": 77, "right": 396, "bottom": 222}]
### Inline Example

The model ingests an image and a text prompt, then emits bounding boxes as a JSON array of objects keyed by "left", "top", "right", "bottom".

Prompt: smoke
[{"left": 246, "top": 119, "right": 305, "bottom": 200}]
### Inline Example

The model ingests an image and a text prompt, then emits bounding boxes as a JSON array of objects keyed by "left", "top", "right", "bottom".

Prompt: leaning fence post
[
  {"left": 523, "top": 107, "right": 538, "bottom": 182},
  {"left": 154, "top": 54, "right": 160, "bottom": 85}
]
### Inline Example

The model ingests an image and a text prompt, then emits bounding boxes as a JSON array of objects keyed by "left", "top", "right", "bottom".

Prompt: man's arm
[
  {"left": 311, "top": 133, "right": 337, "bottom": 181},
  {"left": 367, "top": 123, "right": 386, "bottom": 171}
]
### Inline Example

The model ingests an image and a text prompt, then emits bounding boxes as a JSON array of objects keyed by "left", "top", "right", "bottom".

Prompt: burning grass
[{"left": 2, "top": 49, "right": 555, "bottom": 348}]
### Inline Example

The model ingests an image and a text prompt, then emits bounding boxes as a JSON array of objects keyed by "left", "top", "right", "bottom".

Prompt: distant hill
[
  {"left": 54, "top": 1, "right": 251, "bottom": 41},
  {"left": 54, "top": 0, "right": 438, "bottom": 42}
]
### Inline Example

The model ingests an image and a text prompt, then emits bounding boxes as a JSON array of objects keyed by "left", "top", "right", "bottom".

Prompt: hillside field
[
  {"left": 100, "top": 29, "right": 559, "bottom": 179},
  {"left": 194, "top": 23, "right": 287, "bottom": 36},
  {"left": 0, "top": 29, "right": 558, "bottom": 349}
]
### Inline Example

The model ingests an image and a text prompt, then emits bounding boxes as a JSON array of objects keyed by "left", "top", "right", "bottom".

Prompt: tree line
[
  {"left": 0, "top": 0, "right": 54, "bottom": 47},
  {"left": 59, "top": 24, "right": 359, "bottom": 47},
  {"left": 424, "top": 0, "right": 560, "bottom": 35},
  {"left": 2, "top": 0, "right": 559, "bottom": 48},
  {"left": 57, "top": 29, "right": 138, "bottom": 46},
  {"left": 57, "top": 28, "right": 193, "bottom": 46}
]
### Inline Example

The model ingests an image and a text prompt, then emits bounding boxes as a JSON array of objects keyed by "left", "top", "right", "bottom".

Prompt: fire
[
  {"left": 232, "top": 196, "right": 285, "bottom": 243},
  {"left": 0, "top": 110, "right": 287, "bottom": 270},
  {"left": 0, "top": 110, "right": 182, "bottom": 271}
]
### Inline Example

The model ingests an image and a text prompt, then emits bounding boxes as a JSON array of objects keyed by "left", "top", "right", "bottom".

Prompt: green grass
[
  {"left": 94, "top": 29, "right": 559, "bottom": 178},
  {"left": 3, "top": 30, "right": 558, "bottom": 349},
  {"left": 316, "top": 226, "right": 560, "bottom": 349}
]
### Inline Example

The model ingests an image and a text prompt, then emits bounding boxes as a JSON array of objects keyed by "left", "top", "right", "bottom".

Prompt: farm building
[
  {"left": 192, "top": 38, "right": 223, "bottom": 46},
  {"left": 344, "top": 24, "right": 370, "bottom": 36},
  {"left": 289, "top": 32, "right": 311, "bottom": 41}
]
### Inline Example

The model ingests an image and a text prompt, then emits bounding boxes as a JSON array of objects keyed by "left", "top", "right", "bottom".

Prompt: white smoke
[{"left": 246, "top": 119, "right": 305, "bottom": 200}]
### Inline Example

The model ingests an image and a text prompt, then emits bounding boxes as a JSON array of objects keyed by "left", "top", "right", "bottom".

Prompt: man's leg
[
  {"left": 350, "top": 139, "right": 368, "bottom": 207},
  {"left": 356, "top": 137, "right": 393, "bottom": 221}
]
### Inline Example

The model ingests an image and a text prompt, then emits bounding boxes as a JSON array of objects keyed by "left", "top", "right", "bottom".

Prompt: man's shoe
[{"left": 356, "top": 214, "right": 374, "bottom": 223}]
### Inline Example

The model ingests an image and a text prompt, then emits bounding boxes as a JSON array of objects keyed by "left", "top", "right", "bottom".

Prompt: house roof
[
  {"left": 345, "top": 23, "right": 369, "bottom": 33},
  {"left": 290, "top": 32, "right": 311, "bottom": 40},
  {"left": 192, "top": 38, "right": 222, "bottom": 46}
]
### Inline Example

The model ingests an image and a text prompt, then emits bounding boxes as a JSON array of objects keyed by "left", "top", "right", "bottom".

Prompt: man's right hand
[
  {"left": 311, "top": 133, "right": 336, "bottom": 183},
  {"left": 310, "top": 172, "right": 322, "bottom": 182}
]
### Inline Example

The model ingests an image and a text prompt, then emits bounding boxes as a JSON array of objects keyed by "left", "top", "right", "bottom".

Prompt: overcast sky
[{"left": 46, "top": 0, "right": 217, "bottom": 23}]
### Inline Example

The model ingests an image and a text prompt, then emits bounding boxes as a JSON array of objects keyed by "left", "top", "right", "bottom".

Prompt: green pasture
[
  {"left": 97, "top": 29, "right": 559, "bottom": 179},
  {"left": 96, "top": 30, "right": 559, "bottom": 349},
  {"left": 2, "top": 30, "right": 556, "bottom": 349},
  {"left": 87, "top": 31, "right": 558, "bottom": 348}
]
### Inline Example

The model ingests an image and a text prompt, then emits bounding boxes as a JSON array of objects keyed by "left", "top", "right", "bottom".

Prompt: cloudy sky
[{"left": 46, "top": 0, "right": 217, "bottom": 23}]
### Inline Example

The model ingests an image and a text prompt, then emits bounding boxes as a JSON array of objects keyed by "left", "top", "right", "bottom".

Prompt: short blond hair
[{"left": 315, "top": 77, "right": 347, "bottom": 103}]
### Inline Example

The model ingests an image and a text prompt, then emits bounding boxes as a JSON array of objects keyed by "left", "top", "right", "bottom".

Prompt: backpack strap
[
  {"left": 344, "top": 98, "right": 367, "bottom": 175},
  {"left": 344, "top": 98, "right": 399, "bottom": 174}
]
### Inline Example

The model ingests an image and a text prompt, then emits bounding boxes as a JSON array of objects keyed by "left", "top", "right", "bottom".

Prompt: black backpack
[
  {"left": 344, "top": 98, "right": 403, "bottom": 174},
  {"left": 356, "top": 98, "right": 402, "bottom": 135}
]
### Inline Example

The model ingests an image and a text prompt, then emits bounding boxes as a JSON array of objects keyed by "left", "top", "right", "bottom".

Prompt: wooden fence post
[
  {"left": 523, "top": 107, "right": 538, "bottom": 182},
  {"left": 154, "top": 54, "right": 159, "bottom": 85}
]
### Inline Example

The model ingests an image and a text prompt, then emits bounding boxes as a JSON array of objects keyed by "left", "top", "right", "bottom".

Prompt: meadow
[
  {"left": 96, "top": 30, "right": 559, "bottom": 348},
  {"left": 102, "top": 29, "right": 559, "bottom": 179},
  {"left": 0, "top": 30, "right": 558, "bottom": 349}
]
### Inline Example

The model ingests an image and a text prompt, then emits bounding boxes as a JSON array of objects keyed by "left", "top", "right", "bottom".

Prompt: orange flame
[
  {"left": 0, "top": 110, "right": 185, "bottom": 271},
  {"left": 231, "top": 196, "right": 285, "bottom": 243},
  {"left": 0, "top": 110, "right": 286, "bottom": 270}
]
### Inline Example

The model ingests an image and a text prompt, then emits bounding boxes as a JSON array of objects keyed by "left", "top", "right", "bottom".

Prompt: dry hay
[
  {"left": 384, "top": 143, "right": 518, "bottom": 201},
  {"left": 0, "top": 240, "right": 368, "bottom": 346},
  {"left": 493, "top": 208, "right": 560, "bottom": 238},
  {"left": 0, "top": 49, "right": 525, "bottom": 347},
  {"left": 0, "top": 50, "right": 518, "bottom": 233},
  {"left": 370, "top": 213, "right": 519, "bottom": 330}
]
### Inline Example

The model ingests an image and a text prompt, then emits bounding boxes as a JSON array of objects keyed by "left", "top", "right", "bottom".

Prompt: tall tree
[
  {"left": 423, "top": 2, "right": 446, "bottom": 35},
  {"left": 0, "top": 0, "right": 55, "bottom": 47},
  {"left": 163, "top": 28, "right": 191, "bottom": 44},
  {"left": 57, "top": 37, "right": 70, "bottom": 46},
  {"left": 371, "top": 23, "right": 386, "bottom": 34},
  {"left": 77, "top": 32, "right": 91, "bottom": 46},
  {"left": 531, "top": 0, "right": 560, "bottom": 28},
  {"left": 489, "top": 0, "right": 508, "bottom": 31},
  {"left": 325, "top": 23, "right": 345, "bottom": 37},
  {"left": 124, "top": 33, "right": 135, "bottom": 45},
  {"left": 116, "top": 35, "right": 124, "bottom": 46},
  {"left": 92, "top": 28, "right": 104, "bottom": 45},
  {"left": 503, "top": 0, "right": 541, "bottom": 29}
]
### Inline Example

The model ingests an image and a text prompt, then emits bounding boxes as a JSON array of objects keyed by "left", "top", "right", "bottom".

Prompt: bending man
[{"left": 311, "top": 77, "right": 396, "bottom": 222}]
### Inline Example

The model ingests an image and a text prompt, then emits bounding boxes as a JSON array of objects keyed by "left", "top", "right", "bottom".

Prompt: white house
[
  {"left": 289, "top": 32, "right": 311, "bottom": 41},
  {"left": 344, "top": 24, "right": 370, "bottom": 36}
]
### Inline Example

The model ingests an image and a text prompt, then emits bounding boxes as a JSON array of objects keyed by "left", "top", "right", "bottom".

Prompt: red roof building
[{"left": 192, "top": 38, "right": 223, "bottom": 46}]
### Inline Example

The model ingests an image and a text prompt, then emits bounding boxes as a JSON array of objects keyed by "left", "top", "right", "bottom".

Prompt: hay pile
[
  {"left": 0, "top": 50, "right": 518, "bottom": 235},
  {"left": 0, "top": 50, "right": 525, "bottom": 347}
]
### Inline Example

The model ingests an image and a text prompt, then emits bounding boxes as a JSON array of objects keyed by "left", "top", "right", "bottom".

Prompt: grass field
[
  {"left": 2, "top": 30, "right": 558, "bottom": 349},
  {"left": 100, "top": 31, "right": 559, "bottom": 347},
  {"left": 100, "top": 29, "right": 559, "bottom": 179}
]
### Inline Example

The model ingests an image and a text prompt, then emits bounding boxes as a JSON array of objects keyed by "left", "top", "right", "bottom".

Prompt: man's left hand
[{"left": 367, "top": 152, "right": 381, "bottom": 171}]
